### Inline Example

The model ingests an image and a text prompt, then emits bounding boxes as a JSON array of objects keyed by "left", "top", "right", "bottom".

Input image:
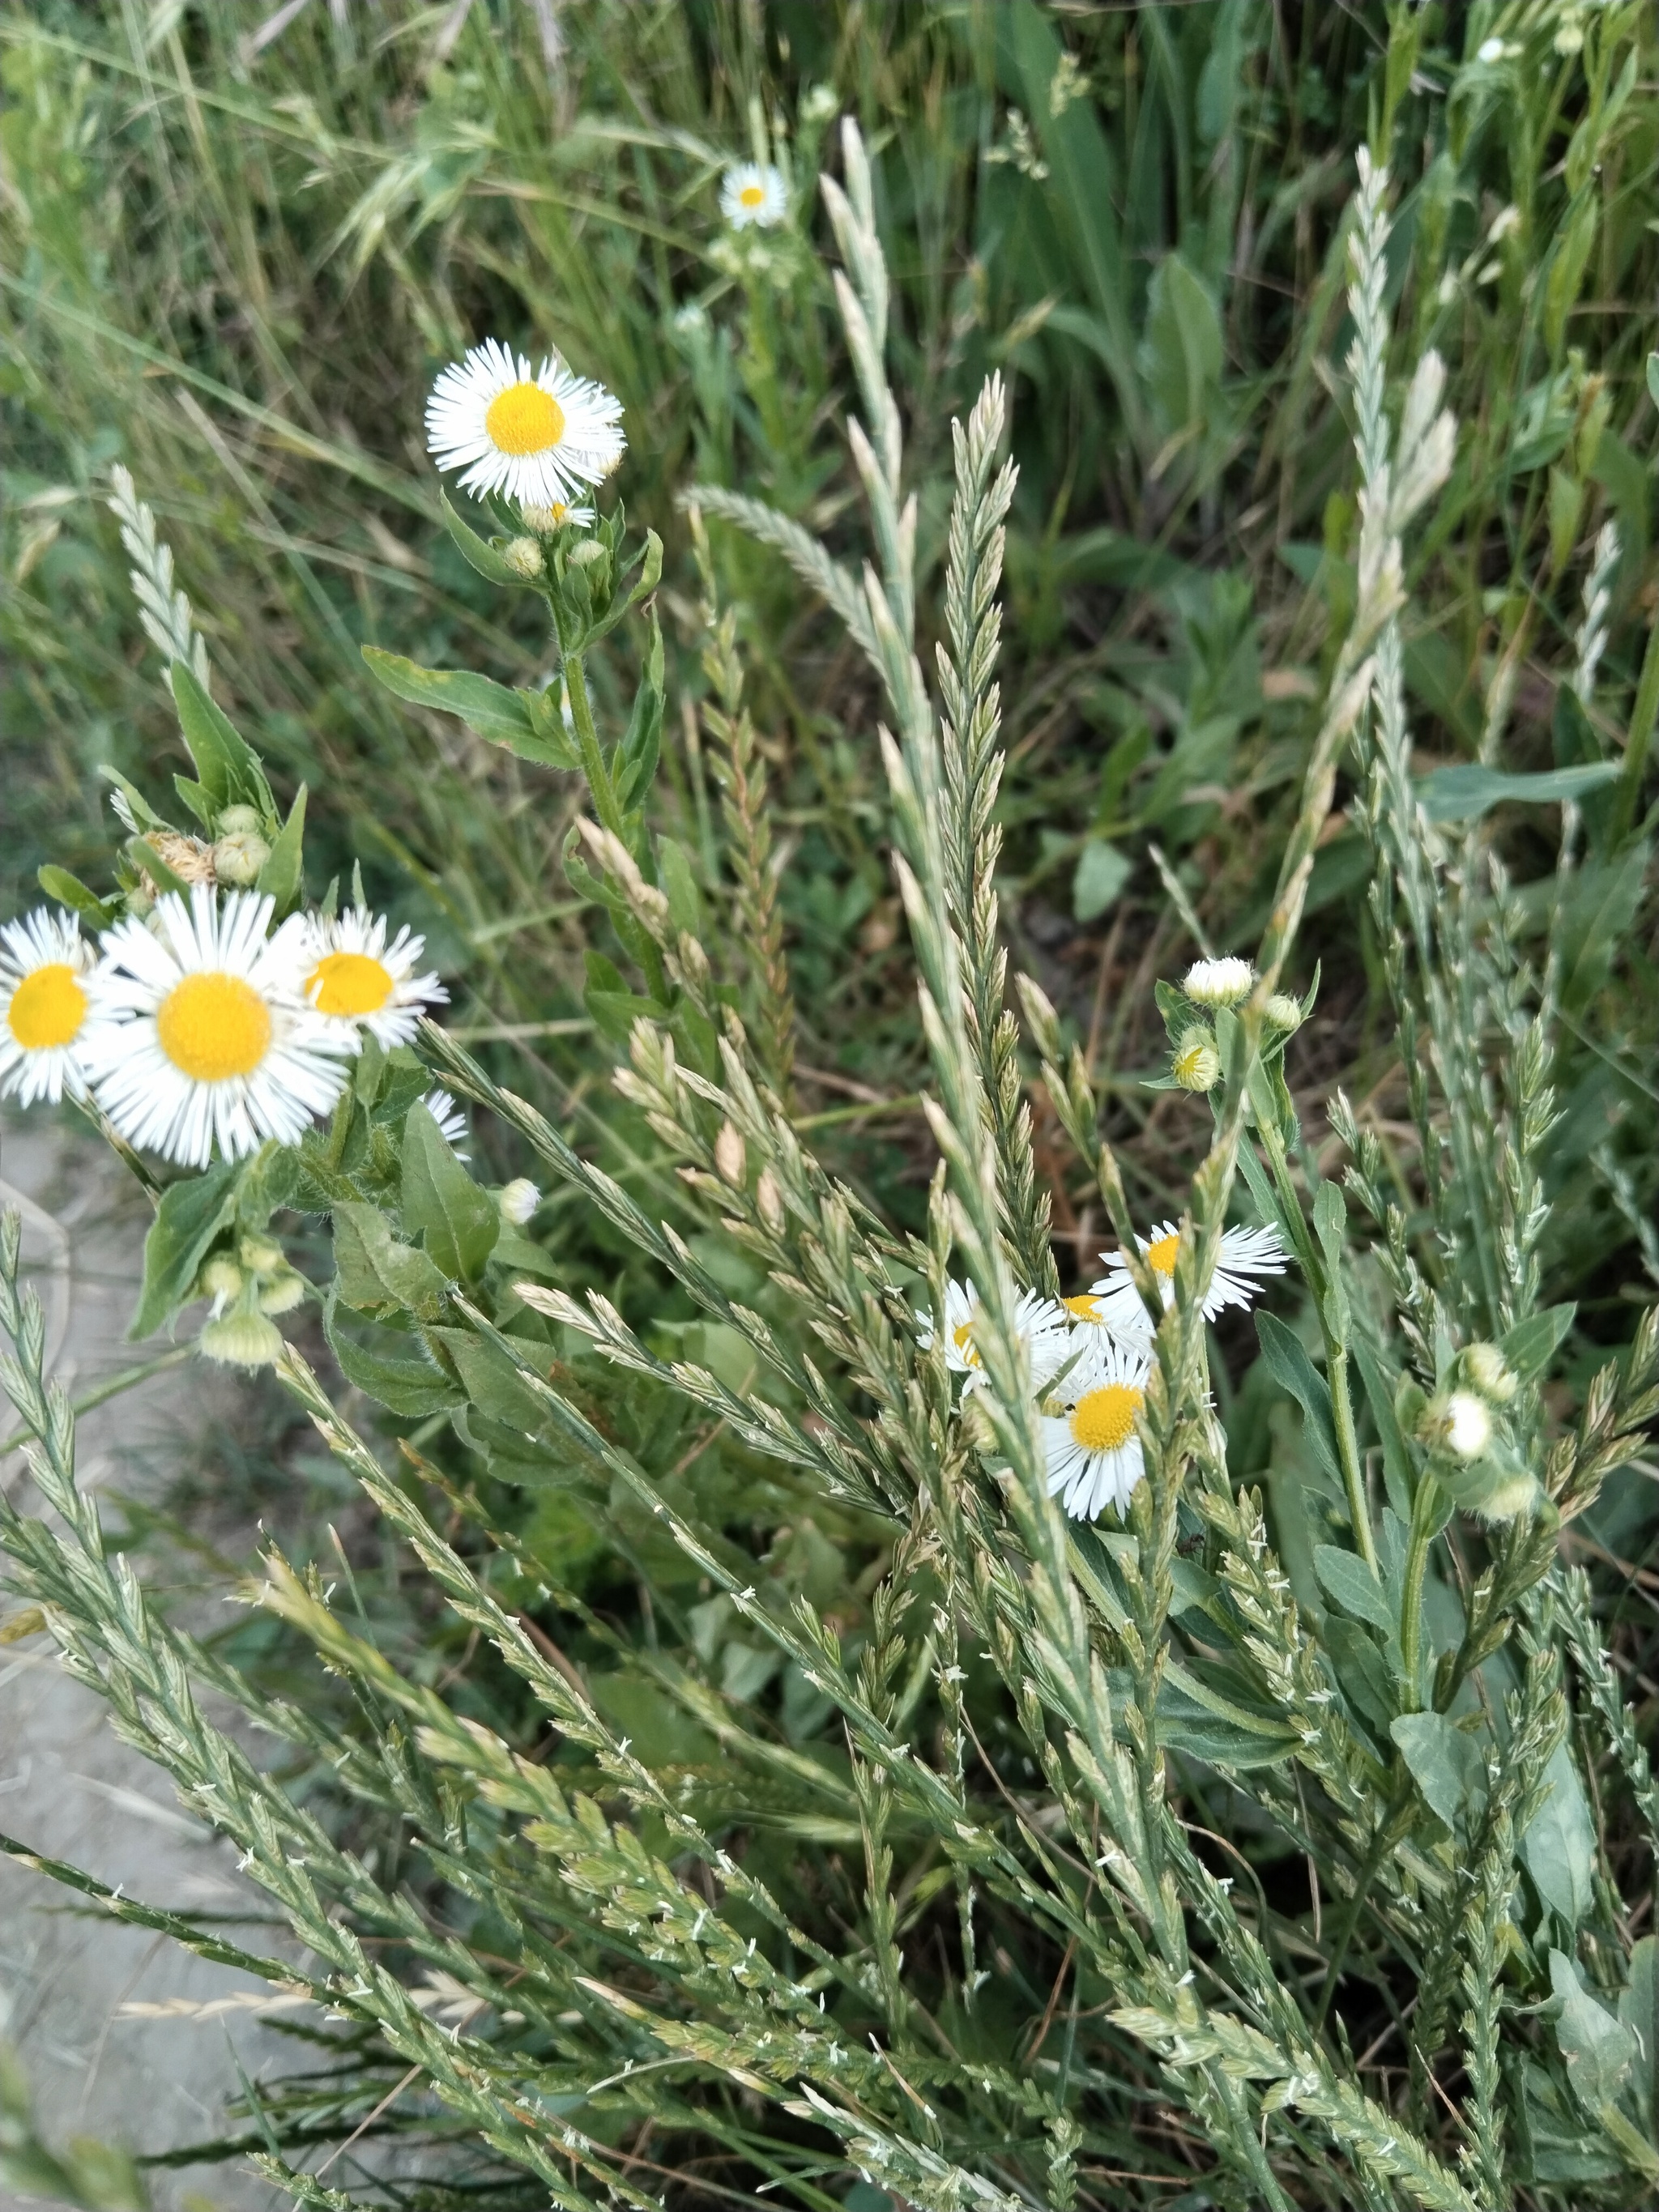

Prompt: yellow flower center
[
  {"left": 740, "top": 183, "right": 766, "bottom": 209},
  {"left": 156, "top": 972, "right": 271, "bottom": 1083},
  {"left": 951, "top": 1317, "right": 983, "bottom": 1366},
  {"left": 7, "top": 964, "right": 87, "bottom": 1051},
  {"left": 1069, "top": 1383, "right": 1143, "bottom": 1454},
  {"left": 1147, "top": 1232, "right": 1180, "bottom": 1277},
  {"left": 309, "top": 950, "right": 394, "bottom": 1017},
  {"left": 1064, "top": 1294, "right": 1103, "bottom": 1323},
  {"left": 484, "top": 381, "right": 566, "bottom": 456}
]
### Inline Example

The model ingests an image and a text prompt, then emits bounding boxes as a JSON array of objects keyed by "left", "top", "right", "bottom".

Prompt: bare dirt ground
[{"left": 1, "top": 1113, "right": 298, "bottom": 2210}]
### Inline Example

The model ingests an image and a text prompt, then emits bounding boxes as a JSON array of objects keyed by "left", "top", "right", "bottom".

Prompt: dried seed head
[
  {"left": 714, "top": 1120, "right": 746, "bottom": 1186},
  {"left": 1421, "top": 1389, "right": 1491, "bottom": 1460}
]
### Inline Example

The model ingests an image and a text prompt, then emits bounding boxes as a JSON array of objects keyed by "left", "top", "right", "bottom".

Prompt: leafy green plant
[{"left": 3, "top": 95, "right": 1658, "bottom": 2211}]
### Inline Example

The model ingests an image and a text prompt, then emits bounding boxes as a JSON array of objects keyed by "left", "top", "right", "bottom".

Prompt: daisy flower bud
[
  {"left": 1470, "top": 1471, "right": 1539, "bottom": 1524},
  {"left": 502, "top": 536, "right": 544, "bottom": 579},
  {"left": 198, "top": 1255, "right": 245, "bottom": 1314},
  {"left": 258, "top": 1272, "right": 307, "bottom": 1316},
  {"left": 1462, "top": 1342, "right": 1517, "bottom": 1403},
  {"left": 1262, "top": 992, "right": 1304, "bottom": 1034},
  {"left": 1183, "top": 956, "right": 1254, "bottom": 1008},
  {"left": 1422, "top": 1389, "right": 1492, "bottom": 1460},
  {"left": 199, "top": 1307, "right": 285, "bottom": 1369},
  {"left": 239, "top": 1235, "right": 284, "bottom": 1275},
  {"left": 497, "top": 1178, "right": 540, "bottom": 1225},
  {"left": 217, "top": 805, "right": 264, "bottom": 837},
  {"left": 211, "top": 830, "right": 271, "bottom": 887},
  {"left": 1172, "top": 1027, "right": 1221, "bottom": 1092},
  {"left": 521, "top": 500, "right": 593, "bottom": 533}
]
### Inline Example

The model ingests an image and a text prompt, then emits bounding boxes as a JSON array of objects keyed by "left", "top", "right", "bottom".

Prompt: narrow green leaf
[
  {"left": 439, "top": 489, "right": 523, "bottom": 586},
  {"left": 254, "top": 782, "right": 307, "bottom": 914},
  {"left": 402, "top": 1102, "right": 498, "bottom": 1282},
  {"left": 170, "top": 662, "right": 274, "bottom": 818},
  {"left": 1314, "top": 1544, "right": 1392, "bottom": 1633},
  {"left": 362, "top": 646, "right": 566, "bottom": 761},
  {"left": 1255, "top": 1313, "right": 1341, "bottom": 1481},
  {"left": 1416, "top": 761, "right": 1618, "bottom": 822},
  {"left": 36, "top": 866, "right": 115, "bottom": 928}
]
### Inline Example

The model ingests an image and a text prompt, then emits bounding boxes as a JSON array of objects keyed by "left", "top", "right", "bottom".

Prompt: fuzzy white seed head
[
  {"left": 1473, "top": 1472, "right": 1538, "bottom": 1525},
  {"left": 498, "top": 1178, "right": 540, "bottom": 1225},
  {"left": 1429, "top": 1390, "right": 1492, "bottom": 1460},
  {"left": 1183, "top": 957, "right": 1254, "bottom": 1008}
]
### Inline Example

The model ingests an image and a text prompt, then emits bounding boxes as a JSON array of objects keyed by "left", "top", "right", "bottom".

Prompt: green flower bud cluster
[{"left": 194, "top": 1234, "right": 309, "bottom": 1369}]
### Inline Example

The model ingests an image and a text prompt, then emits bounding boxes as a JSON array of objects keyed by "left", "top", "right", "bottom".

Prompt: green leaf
[
  {"left": 1523, "top": 1744, "right": 1597, "bottom": 1929},
  {"left": 36, "top": 865, "right": 115, "bottom": 928},
  {"left": 254, "top": 782, "right": 307, "bottom": 914},
  {"left": 427, "top": 1324, "right": 552, "bottom": 1434},
  {"left": 1618, "top": 1936, "right": 1657, "bottom": 2129},
  {"left": 1073, "top": 837, "right": 1132, "bottom": 922},
  {"left": 402, "top": 1102, "right": 498, "bottom": 1281},
  {"left": 1416, "top": 761, "right": 1618, "bottom": 823},
  {"left": 1353, "top": 1335, "right": 1414, "bottom": 1522},
  {"left": 1499, "top": 1304, "right": 1576, "bottom": 1382},
  {"left": 1314, "top": 1544, "right": 1392, "bottom": 1633},
  {"left": 439, "top": 489, "right": 523, "bottom": 586},
  {"left": 322, "top": 1294, "right": 457, "bottom": 1417},
  {"left": 1255, "top": 1313, "right": 1341, "bottom": 1483},
  {"left": 1648, "top": 352, "right": 1659, "bottom": 415},
  {"left": 613, "top": 606, "right": 665, "bottom": 810},
  {"left": 1139, "top": 252, "right": 1225, "bottom": 445},
  {"left": 333, "top": 1202, "right": 448, "bottom": 1320},
  {"left": 170, "top": 662, "right": 274, "bottom": 819},
  {"left": 361, "top": 646, "right": 569, "bottom": 763},
  {"left": 1311, "top": 1178, "right": 1350, "bottom": 1336},
  {"left": 1324, "top": 1617, "right": 1396, "bottom": 1738},
  {"left": 1551, "top": 1950, "right": 1637, "bottom": 2113},
  {"left": 130, "top": 1161, "right": 242, "bottom": 1340},
  {"left": 1391, "top": 1711, "right": 1487, "bottom": 1835}
]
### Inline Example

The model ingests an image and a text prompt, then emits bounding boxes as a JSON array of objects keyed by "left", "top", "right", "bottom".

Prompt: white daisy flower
[
  {"left": 720, "top": 162, "right": 788, "bottom": 229},
  {"left": 422, "top": 1087, "right": 470, "bottom": 1160},
  {"left": 0, "top": 909, "right": 99, "bottom": 1106},
  {"left": 83, "top": 888, "right": 350, "bottom": 1168},
  {"left": 1042, "top": 1335, "right": 1151, "bottom": 1521},
  {"left": 921, "top": 1280, "right": 1070, "bottom": 1396},
  {"left": 425, "top": 339, "right": 625, "bottom": 513},
  {"left": 1088, "top": 1219, "right": 1288, "bottom": 1341},
  {"left": 1183, "top": 956, "right": 1255, "bottom": 1008},
  {"left": 301, "top": 906, "right": 447, "bottom": 1051}
]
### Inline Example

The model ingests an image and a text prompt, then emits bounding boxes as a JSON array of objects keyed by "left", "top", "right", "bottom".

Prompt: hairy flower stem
[
  {"left": 563, "top": 647, "right": 667, "bottom": 1000},
  {"left": 1399, "top": 1473, "right": 1444, "bottom": 1711}
]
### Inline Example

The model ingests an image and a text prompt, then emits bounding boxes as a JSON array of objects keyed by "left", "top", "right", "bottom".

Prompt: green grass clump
[{"left": 2, "top": 5, "right": 1659, "bottom": 2208}]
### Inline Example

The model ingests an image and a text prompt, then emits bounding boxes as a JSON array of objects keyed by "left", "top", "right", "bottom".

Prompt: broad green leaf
[
  {"left": 428, "top": 1324, "right": 551, "bottom": 1434},
  {"left": 130, "top": 1160, "right": 241, "bottom": 1340},
  {"left": 1551, "top": 1950, "right": 1637, "bottom": 2113},
  {"left": 1523, "top": 1744, "right": 1597, "bottom": 1929},
  {"left": 1255, "top": 1313, "right": 1341, "bottom": 1483},
  {"left": 402, "top": 1101, "right": 498, "bottom": 1281},
  {"left": 1311, "top": 1178, "right": 1350, "bottom": 1336},
  {"left": 1617, "top": 1937, "right": 1658, "bottom": 2129},
  {"left": 362, "top": 646, "right": 568, "bottom": 763},
  {"left": 171, "top": 663, "right": 274, "bottom": 818},
  {"left": 1314, "top": 1544, "right": 1392, "bottom": 1633},
  {"left": 1073, "top": 837, "right": 1132, "bottom": 921},
  {"left": 1139, "top": 252, "right": 1224, "bottom": 444},
  {"left": 36, "top": 866, "right": 115, "bottom": 928},
  {"left": 254, "top": 782, "right": 307, "bottom": 914},
  {"left": 1499, "top": 1303, "right": 1576, "bottom": 1382},
  {"left": 1648, "top": 352, "right": 1659, "bottom": 415},
  {"left": 1391, "top": 1711, "right": 1487, "bottom": 1834},
  {"left": 658, "top": 837, "right": 703, "bottom": 939},
  {"left": 1324, "top": 1617, "right": 1395, "bottom": 1738},
  {"left": 439, "top": 489, "right": 524, "bottom": 586},
  {"left": 333, "top": 1202, "right": 447, "bottom": 1320},
  {"left": 323, "top": 1294, "right": 457, "bottom": 1417},
  {"left": 1416, "top": 761, "right": 1618, "bottom": 823}
]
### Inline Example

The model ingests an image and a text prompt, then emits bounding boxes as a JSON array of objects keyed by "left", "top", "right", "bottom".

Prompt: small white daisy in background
[
  {"left": 1043, "top": 1336, "right": 1151, "bottom": 1520},
  {"left": 1090, "top": 1218, "right": 1288, "bottom": 1340},
  {"left": 0, "top": 909, "right": 99, "bottom": 1106},
  {"left": 923, "top": 1280, "right": 1070, "bottom": 1395},
  {"left": 301, "top": 906, "right": 446, "bottom": 1051},
  {"left": 721, "top": 162, "right": 788, "bottom": 229},
  {"left": 422, "top": 1087, "right": 470, "bottom": 1160},
  {"left": 83, "top": 888, "right": 349, "bottom": 1168},
  {"left": 426, "top": 339, "right": 625, "bottom": 513},
  {"left": 1183, "top": 956, "right": 1255, "bottom": 1008}
]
